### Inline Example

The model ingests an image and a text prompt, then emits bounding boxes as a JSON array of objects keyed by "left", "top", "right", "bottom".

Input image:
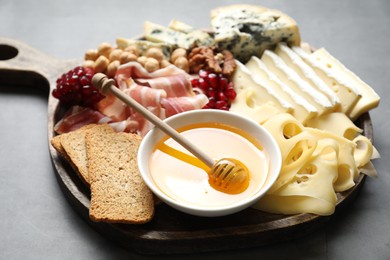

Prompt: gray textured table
[{"left": 1, "top": 0, "right": 389, "bottom": 259}]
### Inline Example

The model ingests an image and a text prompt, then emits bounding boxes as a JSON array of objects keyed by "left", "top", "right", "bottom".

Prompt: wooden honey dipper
[{"left": 92, "top": 73, "right": 250, "bottom": 194}]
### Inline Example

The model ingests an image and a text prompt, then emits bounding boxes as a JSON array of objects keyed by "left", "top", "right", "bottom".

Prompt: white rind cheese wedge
[
  {"left": 232, "top": 60, "right": 294, "bottom": 113},
  {"left": 261, "top": 50, "right": 334, "bottom": 116},
  {"left": 311, "top": 48, "right": 380, "bottom": 120},
  {"left": 246, "top": 56, "right": 317, "bottom": 124},
  {"left": 210, "top": 4, "right": 300, "bottom": 63},
  {"left": 292, "top": 46, "right": 361, "bottom": 115},
  {"left": 275, "top": 43, "right": 341, "bottom": 111}
]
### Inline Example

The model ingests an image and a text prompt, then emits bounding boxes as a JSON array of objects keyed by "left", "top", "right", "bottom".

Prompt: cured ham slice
[
  {"left": 96, "top": 79, "right": 167, "bottom": 121},
  {"left": 56, "top": 63, "right": 208, "bottom": 136},
  {"left": 54, "top": 106, "right": 112, "bottom": 134},
  {"left": 135, "top": 73, "right": 194, "bottom": 97},
  {"left": 115, "top": 62, "right": 188, "bottom": 81},
  {"left": 161, "top": 95, "right": 209, "bottom": 117}
]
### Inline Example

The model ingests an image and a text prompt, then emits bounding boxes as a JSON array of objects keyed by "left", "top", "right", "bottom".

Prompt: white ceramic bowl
[{"left": 138, "top": 109, "right": 281, "bottom": 217}]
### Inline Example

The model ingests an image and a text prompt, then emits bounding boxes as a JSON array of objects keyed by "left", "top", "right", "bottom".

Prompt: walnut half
[{"left": 188, "top": 46, "right": 236, "bottom": 78}]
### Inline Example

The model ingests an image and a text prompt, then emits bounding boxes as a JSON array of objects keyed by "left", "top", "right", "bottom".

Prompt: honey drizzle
[{"left": 153, "top": 122, "right": 263, "bottom": 171}]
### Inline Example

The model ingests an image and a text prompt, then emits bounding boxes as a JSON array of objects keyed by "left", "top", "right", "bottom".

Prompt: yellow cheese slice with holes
[
  {"left": 262, "top": 113, "right": 318, "bottom": 193},
  {"left": 306, "top": 112, "right": 362, "bottom": 140},
  {"left": 261, "top": 50, "right": 334, "bottom": 116},
  {"left": 253, "top": 138, "right": 339, "bottom": 215},
  {"left": 311, "top": 48, "right": 380, "bottom": 120},
  {"left": 306, "top": 127, "right": 357, "bottom": 192},
  {"left": 246, "top": 56, "right": 318, "bottom": 124},
  {"left": 229, "top": 88, "right": 281, "bottom": 124}
]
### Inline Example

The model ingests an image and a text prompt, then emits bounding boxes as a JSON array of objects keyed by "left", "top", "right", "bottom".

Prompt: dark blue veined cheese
[
  {"left": 210, "top": 4, "right": 301, "bottom": 63},
  {"left": 144, "top": 21, "right": 214, "bottom": 49}
]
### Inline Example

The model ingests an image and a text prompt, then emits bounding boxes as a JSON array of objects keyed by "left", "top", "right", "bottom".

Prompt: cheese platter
[{"left": 0, "top": 4, "right": 380, "bottom": 255}]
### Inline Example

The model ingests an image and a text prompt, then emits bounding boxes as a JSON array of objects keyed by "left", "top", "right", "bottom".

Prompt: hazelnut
[
  {"left": 120, "top": 52, "right": 137, "bottom": 64},
  {"left": 83, "top": 60, "right": 95, "bottom": 68},
  {"left": 137, "top": 56, "right": 148, "bottom": 66},
  {"left": 106, "top": 60, "right": 120, "bottom": 78},
  {"left": 97, "top": 42, "right": 113, "bottom": 58},
  {"left": 93, "top": 55, "right": 109, "bottom": 73},
  {"left": 84, "top": 49, "right": 99, "bottom": 61},
  {"left": 145, "top": 47, "right": 164, "bottom": 61},
  {"left": 109, "top": 49, "right": 123, "bottom": 62},
  {"left": 160, "top": 59, "right": 172, "bottom": 68},
  {"left": 174, "top": 56, "right": 189, "bottom": 72},
  {"left": 171, "top": 48, "right": 187, "bottom": 63},
  {"left": 144, "top": 57, "right": 160, "bottom": 72},
  {"left": 125, "top": 45, "right": 140, "bottom": 56}
]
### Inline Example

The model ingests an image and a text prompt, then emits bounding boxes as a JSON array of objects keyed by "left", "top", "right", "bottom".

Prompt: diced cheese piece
[
  {"left": 210, "top": 4, "right": 300, "bottom": 63},
  {"left": 306, "top": 112, "right": 362, "bottom": 140},
  {"left": 292, "top": 46, "right": 361, "bottom": 115},
  {"left": 246, "top": 56, "right": 318, "bottom": 124},
  {"left": 233, "top": 60, "right": 293, "bottom": 113},
  {"left": 311, "top": 48, "right": 380, "bottom": 120},
  {"left": 261, "top": 50, "right": 334, "bottom": 116},
  {"left": 275, "top": 43, "right": 341, "bottom": 111},
  {"left": 230, "top": 88, "right": 281, "bottom": 124}
]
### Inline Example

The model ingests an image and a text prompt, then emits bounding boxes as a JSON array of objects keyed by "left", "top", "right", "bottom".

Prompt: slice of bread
[
  {"left": 50, "top": 124, "right": 102, "bottom": 185},
  {"left": 86, "top": 126, "right": 154, "bottom": 224}
]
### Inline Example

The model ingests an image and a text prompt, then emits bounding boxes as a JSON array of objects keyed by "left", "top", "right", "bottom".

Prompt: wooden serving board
[{"left": 0, "top": 37, "right": 373, "bottom": 255}]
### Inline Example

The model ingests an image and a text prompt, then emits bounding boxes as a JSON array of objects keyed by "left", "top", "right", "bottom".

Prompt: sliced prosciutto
[
  {"left": 115, "top": 62, "right": 189, "bottom": 81},
  {"left": 161, "top": 95, "right": 209, "bottom": 117},
  {"left": 56, "top": 62, "right": 209, "bottom": 136},
  {"left": 135, "top": 74, "right": 194, "bottom": 97},
  {"left": 54, "top": 106, "right": 112, "bottom": 134}
]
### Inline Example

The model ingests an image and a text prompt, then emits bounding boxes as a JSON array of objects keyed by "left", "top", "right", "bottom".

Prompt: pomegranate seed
[
  {"left": 207, "top": 88, "right": 217, "bottom": 99},
  {"left": 215, "top": 100, "right": 227, "bottom": 109},
  {"left": 219, "top": 77, "right": 228, "bottom": 90},
  {"left": 224, "top": 87, "right": 237, "bottom": 100},
  {"left": 52, "top": 66, "right": 103, "bottom": 108},
  {"left": 218, "top": 92, "right": 227, "bottom": 101},
  {"left": 190, "top": 69, "right": 237, "bottom": 111},
  {"left": 208, "top": 73, "right": 218, "bottom": 89},
  {"left": 191, "top": 78, "right": 199, "bottom": 88},
  {"left": 80, "top": 75, "right": 90, "bottom": 86},
  {"left": 199, "top": 78, "right": 208, "bottom": 91},
  {"left": 199, "top": 69, "right": 209, "bottom": 78}
]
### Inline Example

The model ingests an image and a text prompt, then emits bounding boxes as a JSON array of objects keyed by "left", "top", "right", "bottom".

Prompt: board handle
[{"left": 0, "top": 37, "right": 81, "bottom": 91}]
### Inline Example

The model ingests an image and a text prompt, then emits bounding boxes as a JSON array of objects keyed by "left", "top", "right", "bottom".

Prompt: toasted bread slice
[
  {"left": 86, "top": 126, "right": 154, "bottom": 224},
  {"left": 50, "top": 124, "right": 102, "bottom": 185}
]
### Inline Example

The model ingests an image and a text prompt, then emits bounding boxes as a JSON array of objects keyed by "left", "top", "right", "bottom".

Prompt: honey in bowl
[{"left": 149, "top": 122, "right": 270, "bottom": 208}]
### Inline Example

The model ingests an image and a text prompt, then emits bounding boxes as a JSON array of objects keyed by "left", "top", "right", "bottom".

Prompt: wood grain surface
[{"left": 0, "top": 37, "right": 372, "bottom": 255}]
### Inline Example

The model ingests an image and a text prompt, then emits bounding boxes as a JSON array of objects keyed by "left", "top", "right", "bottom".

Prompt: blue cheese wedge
[
  {"left": 275, "top": 43, "right": 341, "bottom": 111},
  {"left": 261, "top": 50, "right": 334, "bottom": 116},
  {"left": 246, "top": 56, "right": 318, "bottom": 124},
  {"left": 292, "top": 46, "right": 361, "bottom": 115},
  {"left": 210, "top": 4, "right": 300, "bottom": 63},
  {"left": 311, "top": 48, "right": 379, "bottom": 120},
  {"left": 144, "top": 21, "right": 214, "bottom": 49}
]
